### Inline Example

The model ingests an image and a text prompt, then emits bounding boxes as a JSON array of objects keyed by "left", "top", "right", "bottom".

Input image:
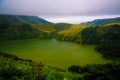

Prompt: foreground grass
[
  {"left": 0, "top": 52, "right": 80, "bottom": 80},
  {"left": 0, "top": 51, "right": 120, "bottom": 80}
]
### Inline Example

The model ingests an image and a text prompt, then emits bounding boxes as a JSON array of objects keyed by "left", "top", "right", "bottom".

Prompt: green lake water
[{"left": 0, "top": 39, "right": 109, "bottom": 69}]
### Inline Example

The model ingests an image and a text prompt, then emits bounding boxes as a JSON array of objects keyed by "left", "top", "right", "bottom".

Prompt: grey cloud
[{"left": 0, "top": 0, "right": 120, "bottom": 16}]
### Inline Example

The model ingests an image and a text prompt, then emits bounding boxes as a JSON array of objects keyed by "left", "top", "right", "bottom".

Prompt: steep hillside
[
  {"left": 0, "top": 23, "right": 52, "bottom": 40},
  {"left": 0, "top": 14, "right": 51, "bottom": 24},
  {"left": 82, "top": 17, "right": 120, "bottom": 27}
]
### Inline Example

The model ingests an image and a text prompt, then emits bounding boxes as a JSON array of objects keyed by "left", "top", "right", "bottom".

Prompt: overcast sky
[{"left": 0, "top": 0, "right": 120, "bottom": 23}]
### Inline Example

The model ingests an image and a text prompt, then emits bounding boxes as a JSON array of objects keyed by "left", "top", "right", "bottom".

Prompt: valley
[{"left": 0, "top": 14, "right": 120, "bottom": 80}]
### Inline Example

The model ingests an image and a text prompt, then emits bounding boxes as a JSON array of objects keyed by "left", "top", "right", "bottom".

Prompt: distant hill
[
  {"left": 34, "top": 23, "right": 72, "bottom": 34},
  {"left": 0, "top": 14, "right": 51, "bottom": 24},
  {"left": 53, "top": 23, "right": 72, "bottom": 31},
  {"left": 82, "top": 17, "right": 120, "bottom": 27}
]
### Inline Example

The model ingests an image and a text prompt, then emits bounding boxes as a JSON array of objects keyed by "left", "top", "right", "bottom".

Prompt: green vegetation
[
  {"left": 53, "top": 23, "right": 72, "bottom": 31},
  {"left": 68, "top": 63, "right": 120, "bottom": 80},
  {"left": 0, "top": 23, "right": 53, "bottom": 40},
  {"left": 35, "top": 24, "right": 55, "bottom": 33},
  {"left": 0, "top": 51, "right": 81, "bottom": 80},
  {"left": 65, "top": 23, "right": 120, "bottom": 45},
  {"left": 58, "top": 24, "right": 86, "bottom": 37},
  {"left": 0, "top": 51, "right": 119, "bottom": 80},
  {"left": 94, "top": 23, "right": 120, "bottom": 59},
  {"left": 95, "top": 43, "right": 120, "bottom": 59},
  {"left": 56, "top": 24, "right": 87, "bottom": 41},
  {"left": 77, "top": 27, "right": 100, "bottom": 44},
  {"left": 97, "top": 23, "right": 120, "bottom": 43},
  {"left": 57, "top": 23, "right": 120, "bottom": 60},
  {"left": 0, "top": 14, "right": 120, "bottom": 79}
]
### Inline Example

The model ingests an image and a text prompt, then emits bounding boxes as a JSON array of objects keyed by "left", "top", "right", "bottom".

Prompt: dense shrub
[
  {"left": 80, "top": 27, "right": 100, "bottom": 44},
  {"left": 68, "top": 63, "right": 120, "bottom": 80},
  {"left": 95, "top": 43, "right": 120, "bottom": 59},
  {"left": 0, "top": 52, "right": 80, "bottom": 80}
]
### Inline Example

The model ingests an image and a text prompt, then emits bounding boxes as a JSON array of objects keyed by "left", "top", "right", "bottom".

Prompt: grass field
[{"left": 0, "top": 39, "right": 109, "bottom": 69}]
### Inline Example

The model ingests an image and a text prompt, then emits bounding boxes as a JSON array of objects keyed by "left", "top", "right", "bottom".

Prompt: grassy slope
[
  {"left": 53, "top": 23, "right": 72, "bottom": 31},
  {"left": 58, "top": 24, "right": 87, "bottom": 37},
  {"left": 35, "top": 24, "right": 55, "bottom": 33}
]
